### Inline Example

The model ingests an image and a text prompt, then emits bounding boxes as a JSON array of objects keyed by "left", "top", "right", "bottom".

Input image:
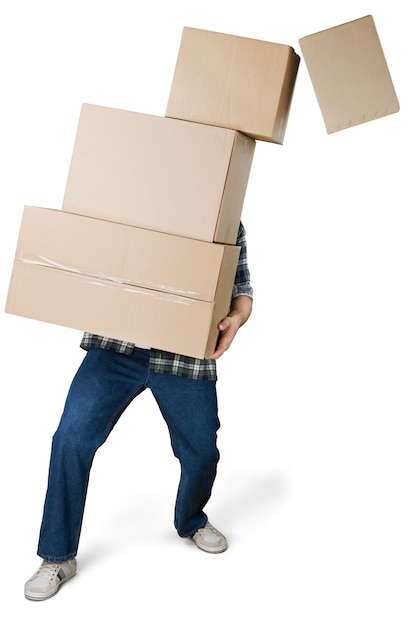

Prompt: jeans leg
[
  {"left": 149, "top": 372, "right": 220, "bottom": 538},
  {"left": 37, "top": 347, "right": 150, "bottom": 562}
]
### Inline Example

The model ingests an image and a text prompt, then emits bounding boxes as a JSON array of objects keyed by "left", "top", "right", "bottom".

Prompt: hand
[{"left": 206, "top": 295, "right": 252, "bottom": 360}]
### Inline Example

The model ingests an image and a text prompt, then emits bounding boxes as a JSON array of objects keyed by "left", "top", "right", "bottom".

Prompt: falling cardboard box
[
  {"left": 165, "top": 26, "right": 300, "bottom": 144},
  {"left": 299, "top": 15, "right": 400, "bottom": 133},
  {"left": 5, "top": 206, "right": 240, "bottom": 358},
  {"left": 61, "top": 103, "right": 255, "bottom": 245}
]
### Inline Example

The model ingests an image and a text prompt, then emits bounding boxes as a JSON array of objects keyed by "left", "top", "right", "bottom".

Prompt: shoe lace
[
  {"left": 37, "top": 561, "right": 61, "bottom": 580},
  {"left": 203, "top": 522, "right": 220, "bottom": 536}
]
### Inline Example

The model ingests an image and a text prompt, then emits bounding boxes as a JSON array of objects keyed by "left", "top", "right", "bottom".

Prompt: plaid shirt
[{"left": 80, "top": 222, "right": 253, "bottom": 381}]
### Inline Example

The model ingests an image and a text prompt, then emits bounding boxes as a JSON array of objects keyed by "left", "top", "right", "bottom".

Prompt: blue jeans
[{"left": 37, "top": 347, "right": 220, "bottom": 562}]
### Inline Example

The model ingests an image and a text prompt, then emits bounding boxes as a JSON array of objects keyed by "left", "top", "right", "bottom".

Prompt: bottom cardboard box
[
  {"left": 6, "top": 261, "right": 224, "bottom": 359},
  {"left": 5, "top": 205, "right": 241, "bottom": 359}
]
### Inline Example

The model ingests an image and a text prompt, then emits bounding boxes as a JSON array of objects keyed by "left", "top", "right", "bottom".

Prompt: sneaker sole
[{"left": 192, "top": 539, "right": 228, "bottom": 554}]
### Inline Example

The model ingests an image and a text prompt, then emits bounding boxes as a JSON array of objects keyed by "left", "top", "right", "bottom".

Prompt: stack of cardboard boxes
[
  {"left": 5, "top": 27, "right": 299, "bottom": 358},
  {"left": 5, "top": 17, "right": 399, "bottom": 357}
]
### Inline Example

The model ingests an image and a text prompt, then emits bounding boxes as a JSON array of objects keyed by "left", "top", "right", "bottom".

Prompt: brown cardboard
[
  {"left": 6, "top": 262, "right": 223, "bottom": 358},
  {"left": 299, "top": 15, "right": 400, "bottom": 134},
  {"left": 5, "top": 206, "right": 241, "bottom": 358},
  {"left": 62, "top": 103, "right": 255, "bottom": 244},
  {"left": 13, "top": 206, "right": 240, "bottom": 301},
  {"left": 165, "top": 27, "right": 300, "bottom": 144}
]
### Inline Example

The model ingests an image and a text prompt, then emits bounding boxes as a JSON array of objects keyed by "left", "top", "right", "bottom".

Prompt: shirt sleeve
[{"left": 232, "top": 222, "right": 254, "bottom": 300}]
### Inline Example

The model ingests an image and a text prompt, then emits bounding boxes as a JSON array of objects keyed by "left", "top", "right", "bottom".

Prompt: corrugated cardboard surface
[
  {"left": 165, "top": 27, "right": 300, "bottom": 144},
  {"left": 6, "top": 262, "right": 220, "bottom": 358},
  {"left": 5, "top": 206, "right": 240, "bottom": 358},
  {"left": 14, "top": 206, "right": 240, "bottom": 301},
  {"left": 62, "top": 103, "right": 255, "bottom": 244},
  {"left": 299, "top": 15, "right": 400, "bottom": 133}
]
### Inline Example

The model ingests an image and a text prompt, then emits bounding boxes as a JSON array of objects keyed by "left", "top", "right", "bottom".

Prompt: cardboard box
[
  {"left": 5, "top": 206, "right": 241, "bottom": 358},
  {"left": 299, "top": 15, "right": 400, "bottom": 134},
  {"left": 165, "top": 27, "right": 300, "bottom": 144},
  {"left": 62, "top": 103, "right": 255, "bottom": 244}
]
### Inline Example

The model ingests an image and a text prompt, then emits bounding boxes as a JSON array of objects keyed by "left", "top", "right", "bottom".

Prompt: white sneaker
[
  {"left": 191, "top": 521, "right": 228, "bottom": 553},
  {"left": 24, "top": 558, "right": 77, "bottom": 600}
]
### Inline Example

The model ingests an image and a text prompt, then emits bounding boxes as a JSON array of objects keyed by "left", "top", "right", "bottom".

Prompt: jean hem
[
  {"left": 177, "top": 516, "right": 208, "bottom": 538},
  {"left": 37, "top": 550, "right": 77, "bottom": 563}
]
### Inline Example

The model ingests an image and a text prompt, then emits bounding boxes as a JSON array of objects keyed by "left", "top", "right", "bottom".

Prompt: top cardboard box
[
  {"left": 165, "top": 27, "right": 300, "bottom": 144},
  {"left": 62, "top": 103, "right": 255, "bottom": 244},
  {"left": 299, "top": 15, "right": 400, "bottom": 134}
]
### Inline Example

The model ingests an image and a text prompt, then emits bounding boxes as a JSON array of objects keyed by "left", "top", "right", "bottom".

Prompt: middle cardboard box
[
  {"left": 6, "top": 206, "right": 240, "bottom": 358},
  {"left": 62, "top": 103, "right": 255, "bottom": 244}
]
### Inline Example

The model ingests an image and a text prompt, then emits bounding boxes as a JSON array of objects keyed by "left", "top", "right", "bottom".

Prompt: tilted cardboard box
[
  {"left": 299, "top": 15, "right": 400, "bottom": 133},
  {"left": 62, "top": 103, "right": 255, "bottom": 244},
  {"left": 165, "top": 27, "right": 300, "bottom": 144},
  {"left": 5, "top": 206, "right": 241, "bottom": 358}
]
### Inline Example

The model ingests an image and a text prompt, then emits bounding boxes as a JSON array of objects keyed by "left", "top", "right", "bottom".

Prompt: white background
[{"left": 1, "top": 1, "right": 412, "bottom": 623}]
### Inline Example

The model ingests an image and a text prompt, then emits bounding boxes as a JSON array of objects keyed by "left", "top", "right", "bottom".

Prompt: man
[{"left": 24, "top": 222, "right": 253, "bottom": 601}]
